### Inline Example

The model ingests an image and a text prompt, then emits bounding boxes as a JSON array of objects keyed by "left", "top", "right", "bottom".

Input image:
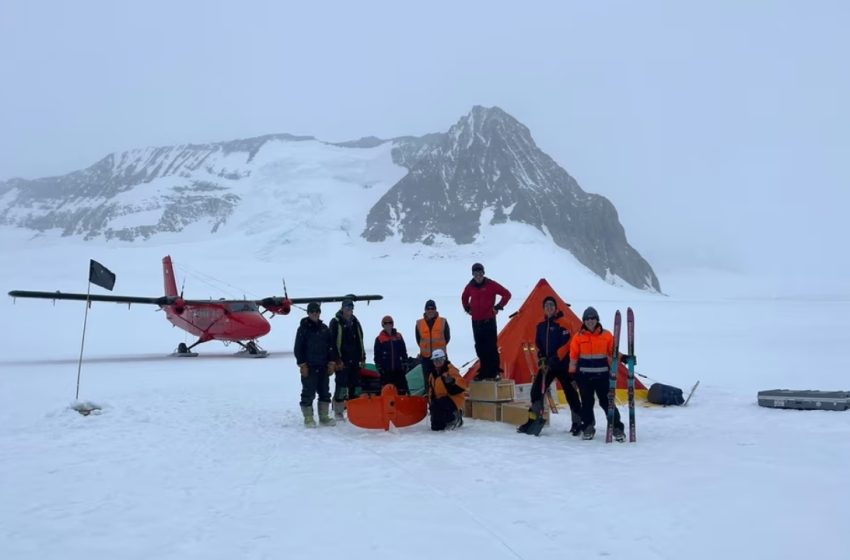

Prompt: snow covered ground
[{"left": 1, "top": 229, "right": 848, "bottom": 560}]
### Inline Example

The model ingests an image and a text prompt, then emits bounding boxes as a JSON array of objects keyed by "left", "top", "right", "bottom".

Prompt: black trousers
[
  {"left": 577, "top": 371, "right": 623, "bottom": 429},
  {"left": 333, "top": 362, "right": 361, "bottom": 402},
  {"left": 380, "top": 369, "right": 409, "bottom": 395},
  {"left": 300, "top": 364, "right": 331, "bottom": 407},
  {"left": 420, "top": 357, "right": 435, "bottom": 377},
  {"left": 530, "top": 367, "right": 582, "bottom": 423},
  {"left": 430, "top": 397, "right": 459, "bottom": 431},
  {"left": 472, "top": 318, "right": 500, "bottom": 378}
]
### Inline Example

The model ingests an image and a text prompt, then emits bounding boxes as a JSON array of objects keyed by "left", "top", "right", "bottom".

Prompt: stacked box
[
  {"left": 513, "top": 382, "right": 533, "bottom": 403},
  {"left": 471, "top": 401, "right": 501, "bottom": 422},
  {"left": 499, "top": 400, "right": 550, "bottom": 426},
  {"left": 468, "top": 379, "right": 515, "bottom": 402}
]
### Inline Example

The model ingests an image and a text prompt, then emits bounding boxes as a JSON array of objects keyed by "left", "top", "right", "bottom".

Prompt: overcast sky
[{"left": 1, "top": 1, "right": 848, "bottom": 288}]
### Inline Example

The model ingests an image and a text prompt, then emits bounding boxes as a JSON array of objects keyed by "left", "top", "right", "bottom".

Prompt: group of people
[{"left": 294, "top": 262, "right": 626, "bottom": 440}]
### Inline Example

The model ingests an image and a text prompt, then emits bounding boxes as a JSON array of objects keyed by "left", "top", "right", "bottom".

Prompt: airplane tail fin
[{"left": 162, "top": 256, "right": 179, "bottom": 297}]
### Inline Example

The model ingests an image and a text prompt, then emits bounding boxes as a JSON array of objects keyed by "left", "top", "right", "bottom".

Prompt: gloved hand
[
  {"left": 327, "top": 361, "right": 336, "bottom": 375},
  {"left": 442, "top": 374, "right": 456, "bottom": 385},
  {"left": 464, "top": 306, "right": 471, "bottom": 315},
  {"left": 299, "top": 363, "right": 309, "bottom": 377},
  {"left": 620, "top": 353, "right": 636, "bottom": 365},
  {"left": 494, "top": 304, "right": 504, "bottom": 312}
]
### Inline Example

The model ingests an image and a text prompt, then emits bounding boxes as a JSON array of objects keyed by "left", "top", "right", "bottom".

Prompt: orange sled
[{"left": 347, "top": 384, "right": 428, "bottom": 430}]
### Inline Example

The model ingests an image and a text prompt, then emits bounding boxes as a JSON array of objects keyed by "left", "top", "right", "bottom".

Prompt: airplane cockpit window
[{"left": 229, "top": 302, "right": 259, "bottom": 312}]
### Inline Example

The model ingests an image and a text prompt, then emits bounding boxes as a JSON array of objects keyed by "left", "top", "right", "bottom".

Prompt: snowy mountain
[
  {"left": 367, "top": 107, "right": 659, "bottom": 291},
  {"left": 0, "top": 106, "right": 659, "bottom": 291}
]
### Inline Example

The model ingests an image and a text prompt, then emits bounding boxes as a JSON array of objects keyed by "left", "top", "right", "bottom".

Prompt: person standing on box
[
  {"left": 461, "top": 263, "right": 511, "bottom": 381},
  {"left": 427, "top": 349, "right": 468, "bottom": 431},
  {"left": 415, "top": 299, "right": 450, "bottom": 377},
  {"left": 518, "top": 296, "right": 583, "bottom": 436}
]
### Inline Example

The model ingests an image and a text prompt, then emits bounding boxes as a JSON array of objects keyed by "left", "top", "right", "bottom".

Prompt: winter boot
[
  {"left": 332, "top": 400, "right": 346, "bottom": 421},
  {"left": 582, "top": 425, "right": 596, "bottom": 440},
  {"left": 569, "top": 412, "right": 583, "bottom": 436},
  {"left": 524, "top": 401, "right": 546, "bottom": 436},
  {"left": 301, "top": 405, "right": 317, "bottom": 428},
  {"left": 613, "top": 425, "right": 626, "bottom": 442},
  {"left": 446, "top": 410, "right": 463, "bottom": 430},
  {"left": 318, "top": 401, "right": 336, "bottom": 426}
]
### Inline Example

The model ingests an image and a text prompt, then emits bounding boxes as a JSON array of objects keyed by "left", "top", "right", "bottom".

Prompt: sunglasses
[
  {"left": 585, "top": 317, "right": 599, "bottom": 321},
  {"left": 383, "top": 321, "right": 393, "bottom": 325}
]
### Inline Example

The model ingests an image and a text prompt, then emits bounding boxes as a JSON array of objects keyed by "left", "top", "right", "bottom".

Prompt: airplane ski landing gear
[
  {"left": 237, "top": 340, "right": 268, "bottom": 358},
  {"left": 172, "top": 342, "right": 199, "bottom": 357}
]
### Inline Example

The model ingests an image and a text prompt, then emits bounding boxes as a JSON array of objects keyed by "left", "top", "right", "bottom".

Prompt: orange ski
[{"left": 347, "top": 384, "right": 428, "bottom": 431}]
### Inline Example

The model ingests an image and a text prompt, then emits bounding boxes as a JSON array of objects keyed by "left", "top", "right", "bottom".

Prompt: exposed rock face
[{"left": 363, "top": 106, "right": 660, "bottom": 291}]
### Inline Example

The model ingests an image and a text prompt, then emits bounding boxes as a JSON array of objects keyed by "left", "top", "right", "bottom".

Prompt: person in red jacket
[
  {"left": 568, "top": 306, "right": 625, "bottom": 441},
  {"left": 461, "top": 262, "right": 511, "bottom": 381}
]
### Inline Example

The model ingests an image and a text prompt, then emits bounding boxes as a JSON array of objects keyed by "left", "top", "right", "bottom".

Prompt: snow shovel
[{"left": 347, "top": 384, "right": 428, "bottom": 430}]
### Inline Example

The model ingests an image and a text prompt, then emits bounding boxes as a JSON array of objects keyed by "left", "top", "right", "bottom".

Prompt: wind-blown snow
[{"left": 0, "top": 225, "right": 848, "bottom": 559}]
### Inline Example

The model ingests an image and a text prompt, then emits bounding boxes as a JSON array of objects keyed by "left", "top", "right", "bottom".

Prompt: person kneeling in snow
[{"left": 427, "top": 349, "right": 468, "bottom": 431}]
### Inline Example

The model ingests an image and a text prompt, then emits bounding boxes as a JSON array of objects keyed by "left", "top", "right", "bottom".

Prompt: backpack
[{"left": 647, "top": 383, "right": 685, "bottom": 406}]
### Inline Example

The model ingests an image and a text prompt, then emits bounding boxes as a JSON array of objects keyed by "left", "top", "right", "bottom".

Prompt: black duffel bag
[{"left": 647, "top": 383, "right": 685, "bottom": 406}]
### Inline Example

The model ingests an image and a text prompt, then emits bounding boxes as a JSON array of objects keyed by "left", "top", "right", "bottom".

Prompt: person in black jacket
[
  {"left": 328, "top": 299, "right": 366, "bottom": 420},
  {"left": 293, "top": 302, "right": 338, "bottom": 427},
  {"left": 518, "top": 296, "right": 583, "bottom": 436},
  {"left": 374, "top": 315, "right": 410, "bottom": 394}
]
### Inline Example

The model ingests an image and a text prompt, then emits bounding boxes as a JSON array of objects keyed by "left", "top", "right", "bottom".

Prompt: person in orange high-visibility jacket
[
  {"left": 415, "top": 299, "right": 451, "bottom": 376},
  {"left": 568, "top": 306, "right": 625, "bottom": 441},
  {"left": 427, "top": 349, "right": 468, "bottom": 431}
]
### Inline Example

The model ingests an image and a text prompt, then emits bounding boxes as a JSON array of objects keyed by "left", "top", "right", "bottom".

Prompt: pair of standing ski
[
  {"left": 604, "top": 307, "right": 637, "bottom": 443},
  {"left": 522, "top": 306, "right": 637, "bottom": 443}
]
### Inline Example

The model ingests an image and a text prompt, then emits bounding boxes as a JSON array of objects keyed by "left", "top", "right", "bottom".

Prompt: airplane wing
[
  {"left": 9, "top": 290, "right": 383, "bottom": 312},
  {"left": 8, "top": 290, "right": 175, "bottom": 305},
  {"left": 256, "top": 294, "right": 383, "bottom": 315},
  {"left": 283, "top": 294, "right": 383, "bottom": 305}
]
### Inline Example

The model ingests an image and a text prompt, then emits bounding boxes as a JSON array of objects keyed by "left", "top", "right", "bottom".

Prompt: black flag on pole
[{"left": 88, "top": 260, "right": 116, "bottom": 291}]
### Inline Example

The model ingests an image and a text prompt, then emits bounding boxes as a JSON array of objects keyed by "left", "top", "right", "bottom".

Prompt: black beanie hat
[
  {"left": 424, "top": 299, "right": 437, "bottom": 310},
  {"left": 542, "top": 296, "right": 557, "bottom": 309},
  {"left": 471, "top": 262, "right": 484, "bottom": 273},
  {"left": 582, "top": 306, "right": 599, "bottom": 321},
  {"left": 307, "top": 302, "right": 321, "bottom": 313}
]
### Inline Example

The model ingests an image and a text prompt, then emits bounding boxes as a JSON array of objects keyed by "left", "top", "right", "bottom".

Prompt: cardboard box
[
  {"left": 513, "top": 383, "right": 533, "bottom": 403},
  {"left": 469, "top": 379, "right": 515, "bottom": 402},
  {"left": 471, "top": 401, "right": 501, "bottom": 422},
  {"left": 463, "top": 398, "right": 472, "bottom": 418},
  {"left": 499, "top": 400, "right": 549, "bottom": 426}
]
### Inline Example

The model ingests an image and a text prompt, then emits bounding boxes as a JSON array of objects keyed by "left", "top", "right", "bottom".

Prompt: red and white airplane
[{"left": 8, "top": 255, "right": 382, "bottom": 357}]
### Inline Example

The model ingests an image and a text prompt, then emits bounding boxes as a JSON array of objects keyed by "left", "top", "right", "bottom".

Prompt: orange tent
[{"left": 464, "top": 278, "right": 647, "bottom": 402}]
